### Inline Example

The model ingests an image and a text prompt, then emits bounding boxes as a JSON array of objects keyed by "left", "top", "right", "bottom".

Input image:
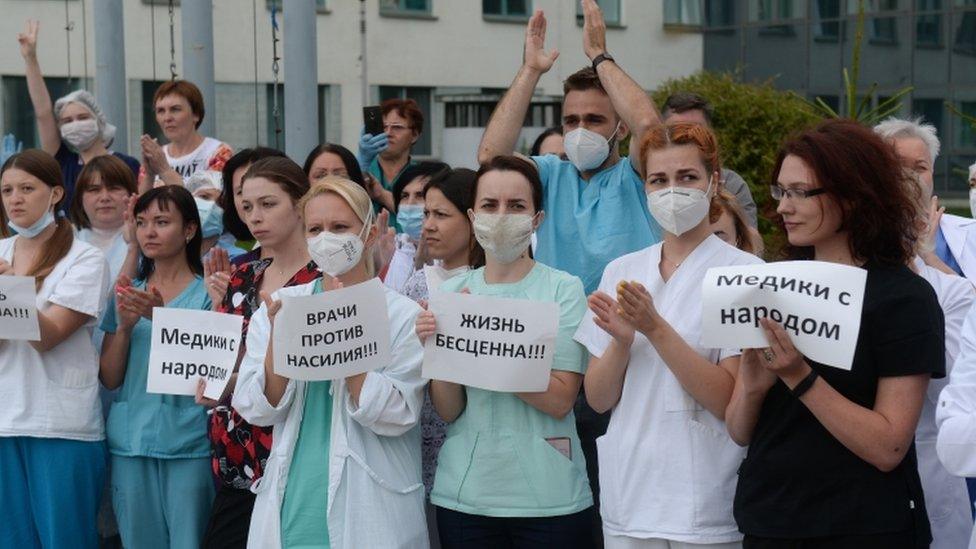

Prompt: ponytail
[{"left": 28, "top": 217, "right": 74, "bottom": 290}]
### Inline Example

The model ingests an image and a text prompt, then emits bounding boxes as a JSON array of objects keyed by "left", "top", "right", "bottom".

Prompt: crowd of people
[{"left": 5, "top": 1, "right": 976, "bottom": 548}]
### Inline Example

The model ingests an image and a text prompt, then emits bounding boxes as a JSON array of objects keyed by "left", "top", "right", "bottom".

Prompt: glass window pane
[
  {"left": 577, "top": 0, "right": 620, "bottom": 24},
  {"left": 952, "top": 10, "right": 976, "bottom": 83},
  {"left": 404, "top": 0, "right": 429, "bottom": 11},
  {"left": 483, "top": 0, "right": 501, "bottom": 15},
  {"left": 704, "top": 0, "right": 736, "bottom": 27},
  {"left": 508, "top": 0, "right": 528, "bottom": 15}
]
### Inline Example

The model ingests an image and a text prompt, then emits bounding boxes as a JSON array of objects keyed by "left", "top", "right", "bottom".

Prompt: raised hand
[
  {"left": 140, "top": 135, "right": 168, "bottom": 178},
  {"left": 581, "top": 0, "right": 608, "bottom": 61},
  {"left": 204, "top": 247, "right": 233, "bottom": 307},
  {"left": 587, "top": 290, "right": 635, "bottom": 346},
  {"left": 919, "top": 195, "right": 944, "bottom": 254},
  {"left": 18, "top": 20, "right": 39, "bottom": 60},
  {"left": 260, "top": 291, "right": 283, "bottom": 328},
  {"left": 523, "top": 10, "right": 559, "bottom": 74},
  {"left": 121, "top": 194, "right": 138, "bottom": 245},
  {"left": 118, "top": 283, "right": 165, "bottom": 322}
]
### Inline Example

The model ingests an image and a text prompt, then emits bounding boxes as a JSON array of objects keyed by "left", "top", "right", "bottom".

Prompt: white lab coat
[
  {"left": 233, "top": 281, "right": 429, "bottom": 549},
  {"left": 914, "top": 258, "right": 975, "bottom": 549},
  {"left": 574, "top": 235, "right": 762, "bottom": 543},
  {"left": 941, "top": 214, "right": 976, "bottom": 279},
  {"left": 384, "top": 235, "right": 418, "bottom": 294}
]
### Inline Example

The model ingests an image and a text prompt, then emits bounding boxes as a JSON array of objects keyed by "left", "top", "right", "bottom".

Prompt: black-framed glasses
[{"left": 770, "top": 184, "right": 827, "bottom": 201}]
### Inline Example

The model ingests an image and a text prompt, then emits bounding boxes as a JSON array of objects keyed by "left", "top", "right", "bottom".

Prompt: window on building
[
  {"left": 850, "top": 0, "right": 900, "bottom": 12},
  {"left": 958, "top": 101, "right": 976, "bottom": 147},
  {"left": 955, "top": 10, "right": 976, "bottom": 55},
  {"left": 811, "top": 0, "right": 842, "bottom": 39},
  {"left": 2, "top": 76, "right": 81, "bottom": 149},
  {"left": 483, "top": 0, "right": 530, "bottom": 19},
  {"left": 749, "top": 0, "right": 804, "bottom": 21},
  {"left": 916, "top": 13, "right": 942, "bottom": 47},
  {"left": 664, "top": 0, "right": 703, "bottom": 26},
  {"left": 380, "top": 0, "right": 431, "bottom": 15},
  {"left": 576, "top": 0, "right": 621, "bottom": 26},
  {"left": 141, "top": 80, "right": 168, "bottom": 142},
  {"left": 267, "top": 0, "right": 327, "bottom": 10},
  {"left": 913, "top": 98, "right": 945, "bottom": 141},
  {"left": 379, "top": 86, "right": 432, "bottom": 156},
  {"left": 705, "top": 0, "right": 736, "bottom": 27},
  {"left": 869, "top": 16, "right": 899, "bottom": 43}
]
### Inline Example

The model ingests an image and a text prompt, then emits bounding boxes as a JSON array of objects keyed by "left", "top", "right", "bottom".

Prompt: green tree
[{"left": 651, "top": 71, "right": 819, "bottom": 251}]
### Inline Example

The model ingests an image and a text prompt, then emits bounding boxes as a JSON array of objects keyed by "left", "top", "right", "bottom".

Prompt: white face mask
[
  {"left": 646, "top": 176, "right": 713, "bottom": 237},
  {"left": 563, "top": 122, "right": 620, "bottom": 172},
  {"left": 60, "top": 119, "right": 100, "bottom": 151},
  {"left": 306, "top": 212, "right": 372, "bottom": 277},
  {"left": 471, "top": 212, "right": 535, "bottom": 264},
  {"left": 970, "top": 188, "right": 976, "bottom": 220}
]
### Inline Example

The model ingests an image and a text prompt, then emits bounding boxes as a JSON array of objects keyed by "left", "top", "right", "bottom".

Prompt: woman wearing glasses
[
  {"left": 727, "top": 119, "right": 944, "bottom": 548},
  {"left": 575, "top": 122, "right": 762, "bottom": 548}
]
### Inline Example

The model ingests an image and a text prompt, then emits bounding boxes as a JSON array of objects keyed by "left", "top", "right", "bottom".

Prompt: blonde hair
[{"left": 299, "top": 176, "right": 376, "bottom": 276}]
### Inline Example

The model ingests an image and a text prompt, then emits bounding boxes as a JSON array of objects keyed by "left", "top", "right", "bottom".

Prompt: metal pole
[
  {"left": 181, "top": 0, "right": 217, "bottom": 137},
  {"left": 94, "top": 0, "right": 128, "bottom": 152},
  {"left": 360, "top": 0, "right": 368, "bottom": 107},
  {"left": 283, "top": 0, "right": 319, "bottom": 160}
]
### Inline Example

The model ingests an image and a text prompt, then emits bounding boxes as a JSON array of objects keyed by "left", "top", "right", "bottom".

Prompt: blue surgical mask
[
  {"left": 194, "top": 197, "right": 225, "bottom": 238},
  {"left": 8, "top": 190, "right": 57, "bottom": 238},
  {"left": 397, "top": 204, "right": 424, "bottom": 240}
]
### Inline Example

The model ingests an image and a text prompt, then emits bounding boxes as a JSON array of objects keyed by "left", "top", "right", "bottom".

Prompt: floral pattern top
[{"left": 207, "top": 257, "right": 321, "bottom": 489}]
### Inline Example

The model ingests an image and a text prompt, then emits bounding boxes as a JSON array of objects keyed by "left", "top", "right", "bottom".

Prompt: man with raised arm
[
  {"left": 478, "top": 0, "right": 662, "bottom": 296},
  {"left": 477, "top": 3, "right": 662, "bottom": 545}
]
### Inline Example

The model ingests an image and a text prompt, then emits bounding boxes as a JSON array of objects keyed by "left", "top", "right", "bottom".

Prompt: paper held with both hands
[
  {"left": 423, "top": 291, "right": 558, "bottom": 392},
  {"left": 700, "top": 261, "right": 867, "bottom": 370}
]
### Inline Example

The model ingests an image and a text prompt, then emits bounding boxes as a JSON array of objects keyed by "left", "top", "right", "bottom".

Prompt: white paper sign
[
  {"left": 146, "top": 308, "right": 243, "bottom": 397},
  {"left": 0, "top": 275, "right": 40, "bottom": 341},
  {"left": 273, "top": 278, "right": 391, "bottom": 381},
  {"left": 701, "top": 261, "right": 867, "bottom": 370},
  {"left": 423, "top": 292, "right": 558, "bottom": 392}
]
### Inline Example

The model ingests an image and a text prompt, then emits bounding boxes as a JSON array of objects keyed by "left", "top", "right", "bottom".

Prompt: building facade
[
  {"left": 670, "top": 0, "right": 976, "bottom": 196},
  {"left": 0, "top": 0, "right": 703, "bottom": 168}
]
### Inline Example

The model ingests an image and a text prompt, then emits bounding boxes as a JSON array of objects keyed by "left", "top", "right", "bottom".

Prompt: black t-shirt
[{"left": 733, "top": 263, "right": 945, "bottom": 545}]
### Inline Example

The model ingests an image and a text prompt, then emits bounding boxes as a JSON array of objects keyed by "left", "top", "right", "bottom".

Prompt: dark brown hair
[
  {"left": 774, "top": 118, "right": 918, "bottom": 265},
  {"left": 220, "top": 147, "right": 288, "bottom": 241},
  {"left": 1, "top": 150, "right": 74, "bottom": 289},
  {"left": 302, "top": 143, "right": 367, "bottom": 189},
  {"left": 70, "top": 155, "right": 137, "bottom": 229},
  {"left": 133, "top": 185, "right": 203, "bottom": 280},
  {"left": 474, "top": 155, "right": 544, "bottom": 214},
  {"left": 153, "top": 80, "right": 205, "bottom": 129},
  {"left": 241, "top": 156, "right": 311, "bottom": 204},
  {"left": 662, "top": 92, "right": 714, "bottom": 126},
  {"left": 381, "top": 98, "right": 425, "bottom": 135},
  {"left": 563, "top": 66, "right": 607, "bottom": 95},
  {"left": 424, "top": 168, "right": 485, "bottom": 269}
]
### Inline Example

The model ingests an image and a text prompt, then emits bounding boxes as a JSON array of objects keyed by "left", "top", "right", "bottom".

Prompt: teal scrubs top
[
  {"left": 101, "top": 276, "right": 212, "bottom": 458},
  {"left": 280, "top": 279, "right": 334, "bottom": 548},
  {"left": 430, "top": 262, "right": 594, "bottom": 517},
  {"left": 368, "top": 156, "right": 413, "bottom": 232},
  {"left": 532, "top": 155, "right": 661, "bottom": 295}
]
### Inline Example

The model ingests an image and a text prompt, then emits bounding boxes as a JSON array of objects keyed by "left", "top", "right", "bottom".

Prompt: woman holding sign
[
  {"left": 0, "top": 150, "right": 111, "bottom": 549},
  {"left": 574, "top": 123, "right": 762, "bottom": 548},
  {"left": 98, "top": 185, "right": 215, "bottom": 549},
  {"left": 415, "top": 156, "right": 594, "bottom": 547},
  {"left": 726, "top": 119, "right": 944, "bottom": 548},
  {"left": 199, "top": 156, "right": 320, "bottom": 549},
  {"left": 234, "top": 177, "right": 427, "bottom": 548}
]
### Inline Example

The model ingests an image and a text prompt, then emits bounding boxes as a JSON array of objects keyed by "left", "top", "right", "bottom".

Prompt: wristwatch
[{"left": 592, "top": 52, "right": 615, "bottom": 72}]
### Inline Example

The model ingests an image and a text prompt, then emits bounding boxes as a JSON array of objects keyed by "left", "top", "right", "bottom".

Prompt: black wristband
[
  {"left": 791, "top": 369, "right": 819, "bottom": 398},
  {"left": 592, "top": 52, "right": 615, "bottom": 72}
]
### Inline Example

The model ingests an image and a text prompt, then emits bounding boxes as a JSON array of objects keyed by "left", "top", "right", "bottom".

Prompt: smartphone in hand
[{"left": 363, "top": 106, "right": 384, "bottom": 136}]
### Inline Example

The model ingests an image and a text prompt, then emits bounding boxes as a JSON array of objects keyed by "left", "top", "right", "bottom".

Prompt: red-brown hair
[
  {"left": 1, "top": 150, "right": 74, "bottom": 289},
  {"left": 709, "top": 188, "right": 755, "bottom": 254},
  {"left": 153, "top": 80, "right": 205, "bottom": 129},
  {"left": 637, "top": 122, "right": 722, "bottom": 180},
  {"left": 381, "top": 98, "right": 424, "bottom": 135},
  {"left": 773, "top": 118, "right": 918, "bottom": 265}
]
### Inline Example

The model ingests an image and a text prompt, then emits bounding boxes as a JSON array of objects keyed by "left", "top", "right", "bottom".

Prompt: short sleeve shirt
[
  {"left": 101, "top": 276, "right": 213, "bottom": 458},
  {"left": 532, "top": 155, "right": 661, "bottom": 294},
  {"left": 430, "top": 262, "right": 594, "bottom": 517},
  {"left": 733, "top": 263, "right": 945, "bottom": 544}
]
